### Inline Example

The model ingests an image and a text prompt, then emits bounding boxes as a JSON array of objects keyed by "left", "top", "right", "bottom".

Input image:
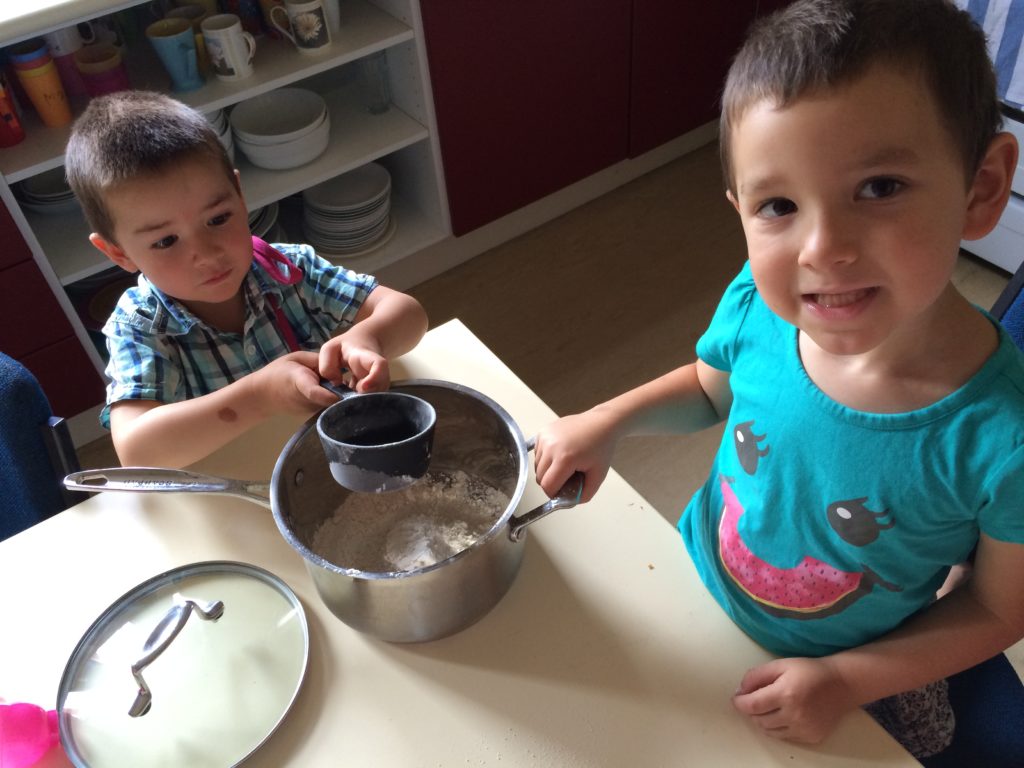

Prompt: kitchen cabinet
[
  {"left": 0, "top": 201, "right": 105, "bottom": 417},
  {"left": 630, "top": 0, "right": 795, "bottom": 156},
  {"left": 0, "top": 0, "right": 450, "bottom": 429},
  {"left": 420, "top": 1, "right": 632, "bottom": 236},
  {"left": 629, "top": 2, "right": 757, "bottom": 157},
  {"left": 421, "top": 0, "right": 772, "bottom": 236}
]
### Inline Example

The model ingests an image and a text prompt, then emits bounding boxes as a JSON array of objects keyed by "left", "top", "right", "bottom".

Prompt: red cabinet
[
  {"left": 629, "top": 2, "right": 759, "bottom": 157},
  {"left": 0, "top": 205, "right": 105, "bottom": 417},
  {"left": 422, "top": 2, "right": 772, "bottom": 235},
  {"left": 421, "top": 1, "right": 632, "bottom": 236}
]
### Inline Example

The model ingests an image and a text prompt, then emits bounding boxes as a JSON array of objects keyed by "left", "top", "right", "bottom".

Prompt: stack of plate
[
  {"left": 15, "top": 167, "right": 79, "bottom": 215},
  {"left": 205, "top": 108, "right": 235, "bottom": 163},
  {"left": 301, "top": 163, "right": 395, "bottom": 257},
  {"left": 249, "top": 201, "right": 284, "bottom": 241}
]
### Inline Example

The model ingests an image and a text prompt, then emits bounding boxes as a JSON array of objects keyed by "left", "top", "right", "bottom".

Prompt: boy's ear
[
  {"left": 963, "top": 132, "right": 1018, "bottom": 241},
  {"left": 726, "top": 189, "right": 740, "bottom": 212},
  {"left": 89, "top": 233, "right": 138, "bottom": 273}
]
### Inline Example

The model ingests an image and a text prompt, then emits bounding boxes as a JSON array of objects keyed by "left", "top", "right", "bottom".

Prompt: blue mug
[{"left": 145, "top": 17, "right": 203, "bottom": 92}]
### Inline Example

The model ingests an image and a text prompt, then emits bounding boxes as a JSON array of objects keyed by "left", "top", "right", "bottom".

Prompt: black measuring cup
[{"left": 317, "top": 379, "right": 436, "bottom": 492}]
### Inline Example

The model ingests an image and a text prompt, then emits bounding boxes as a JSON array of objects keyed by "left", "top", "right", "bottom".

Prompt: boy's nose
[
  {"left": 192, "top": 232, "right": 225, "bottom": 263},
  {"left": 798, "top": 212, "right": 858, "bottom": 269}
]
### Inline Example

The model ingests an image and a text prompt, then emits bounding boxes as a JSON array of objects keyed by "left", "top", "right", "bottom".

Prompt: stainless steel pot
[{"left": 64, "top": 380, "right": 582, "bottom": 643}]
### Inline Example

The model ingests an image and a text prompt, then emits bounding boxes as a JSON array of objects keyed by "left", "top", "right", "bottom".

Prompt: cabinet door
[
  {"left": 629, "top": 0, "right": 758, "bottom": 157},
  {"left": 421, "top": 1, "right": 632, "bottom": 235},
  {"left": 0, "top": 250, "right": 106, "bottom": 417},
  {"left": 0, "top": 201, "right": 33, "bottom": 271},
  {"left": 21, "top": 336, "right": 106, "bottom": 418},
  {"left": 0, "top": 260, "right": 76, "bottom": 358}
]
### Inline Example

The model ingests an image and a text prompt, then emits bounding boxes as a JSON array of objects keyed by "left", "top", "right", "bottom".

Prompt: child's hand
[
  {"left": 318, "top": 333, "right": 391, "bottom": 393},
  {"left": 731, "top": 657, "right": 857, "bottom": 745},
  {"left": 534, "top": 408, "right": 620, "bottom": 503},
  {"left": 251, "top": 351, "right": 338, "bottom": 414}
]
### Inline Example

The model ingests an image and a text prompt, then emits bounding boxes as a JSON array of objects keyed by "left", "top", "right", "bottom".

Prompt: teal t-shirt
[{"left": 679, "top": 263, "right": 1024, "bottom": 657}]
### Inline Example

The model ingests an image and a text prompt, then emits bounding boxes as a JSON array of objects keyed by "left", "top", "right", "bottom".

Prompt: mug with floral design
[{"left": 270, "top": 0, "right": 331, "bottom": 55}]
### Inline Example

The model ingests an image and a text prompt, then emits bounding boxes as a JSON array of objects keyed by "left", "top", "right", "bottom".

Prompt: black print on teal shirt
[
  {"left": 827, "top": 498, "right": 895, "bottom": 546},
  {"left": 733, "top": 420, "right": 770, "bottom": 475}
]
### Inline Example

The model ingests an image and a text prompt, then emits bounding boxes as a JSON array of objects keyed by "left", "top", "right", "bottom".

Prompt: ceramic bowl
[
  {"left": 230, "top": 88, "right": 328, "bottom": 146},
  {"left": 235, "top": 115, "right": 330, "bottom": 170}
]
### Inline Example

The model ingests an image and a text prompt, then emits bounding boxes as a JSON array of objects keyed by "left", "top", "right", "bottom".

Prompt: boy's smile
[
  {"left": 726, "top": 63, "right": 981, "bottom": 366},
  {"left": 90, "top": 156, "right": 253, "bottom": 329}
]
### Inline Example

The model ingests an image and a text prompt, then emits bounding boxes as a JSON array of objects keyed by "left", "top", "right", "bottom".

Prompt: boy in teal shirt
[{"left": 534, "top": 0, "right": 1024, "bottom": 758}]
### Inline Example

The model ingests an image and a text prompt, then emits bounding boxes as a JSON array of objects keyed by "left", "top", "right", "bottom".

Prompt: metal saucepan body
[{"left": 64, "top": 380, "right": 581, "bottom": 642}]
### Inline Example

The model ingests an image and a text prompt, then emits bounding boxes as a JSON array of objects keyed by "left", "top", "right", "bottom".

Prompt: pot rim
[{"left": 269, "top": 378, "right": 530, "bottom": 581}]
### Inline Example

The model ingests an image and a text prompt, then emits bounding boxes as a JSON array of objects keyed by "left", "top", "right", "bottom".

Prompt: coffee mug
[
  {"left": 271, "top": 0, "right": 332, "bottom": 55},
  {"left": 166, "top": 3, "right": 210, "bottom": 29},
  {"left": 43, "top": 23, "right": 96, "bottom": 58},
  {"left": 89, "top": 22, "right": 125, "bottom": 54},
  {"left": 201, "top": 13, "right": 256, "bottom": 81},
  {"left": 167, "top": 5, "right": 212, "bottom": 74},
  {"left": 146, "top": 17, "right": 204, "bottom": 92},
  {"left": 73, "top": 43, "right": 132, "bottom": 96}
]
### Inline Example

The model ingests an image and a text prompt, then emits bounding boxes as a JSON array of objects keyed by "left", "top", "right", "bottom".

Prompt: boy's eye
[
  {"left": 859, "top": 177, "right": 903, "bottom": 200},
  {"left": 151, "top": 235, "right": 178, "bottom": 250},
  {"left": 755, "top": 198, "right": 797, "bottom": 219},
  {"left": 208, "top": 212, "right": 232, "bottom": 227}
]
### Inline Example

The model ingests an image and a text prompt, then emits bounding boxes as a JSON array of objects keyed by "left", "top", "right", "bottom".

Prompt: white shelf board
[
  {"left": 26, "top": 188, "right": 445, "bottom": 289},
  {"left": 0, "top": 0, "right": 413, "bottom": 183},
  {"left": 31, "top": 94, "right": 430, "bottom": 285}
]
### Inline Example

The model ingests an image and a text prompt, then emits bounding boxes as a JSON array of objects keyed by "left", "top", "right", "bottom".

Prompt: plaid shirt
[{"left": 100, "top": 243, "right": 377, "bottom": 427}]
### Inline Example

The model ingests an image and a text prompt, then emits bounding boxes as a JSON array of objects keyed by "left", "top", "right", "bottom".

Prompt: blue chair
[
  {"left": 0, "top": 352, "right": 84, "bottom": 541},
  {"left": 920, "top": 262, "right": 1024, "bottom": 767},
  {"left": 992, "top": 256, "right": 1024, "bottom": 351}
]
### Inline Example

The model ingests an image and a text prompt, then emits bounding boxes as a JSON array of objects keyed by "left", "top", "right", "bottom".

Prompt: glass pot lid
[{"left": 57, "top": 561, "right": 309, "bottom": 768}]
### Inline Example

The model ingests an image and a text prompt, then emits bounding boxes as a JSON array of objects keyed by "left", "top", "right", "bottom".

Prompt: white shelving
[
  {"left": 0, "top": 0, "right": 450, "bottom": 386},
  {"left": 0, "top": 0, "right": 415, "bottom": 182}
]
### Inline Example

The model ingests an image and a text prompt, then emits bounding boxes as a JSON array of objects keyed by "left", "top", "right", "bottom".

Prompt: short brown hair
[
  {"left": 65, "top": 91, "right": 235, "bottom": 242},
  {"left": 719, "top": 0, "right": 1001, "bottom": 193}
]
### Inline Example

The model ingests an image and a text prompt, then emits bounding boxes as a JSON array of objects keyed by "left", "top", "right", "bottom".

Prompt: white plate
[
  {"left": 301, "top": 163, "right": 391, "bottom": 212},
  {"left": 311, "top": 214, "right": 397, "bottom": 258}
]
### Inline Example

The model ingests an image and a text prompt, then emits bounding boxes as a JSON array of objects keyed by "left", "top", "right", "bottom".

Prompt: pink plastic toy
[{"left": 0, "top": 703, "right": 60, "bottom": 767}]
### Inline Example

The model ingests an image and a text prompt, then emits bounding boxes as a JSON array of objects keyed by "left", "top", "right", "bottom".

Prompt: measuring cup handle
[{"left": 319, "top": 377, "right": 355, "bottom": 400}]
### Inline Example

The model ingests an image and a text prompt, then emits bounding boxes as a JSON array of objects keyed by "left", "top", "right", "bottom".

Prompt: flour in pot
[{"left": 311, "top": 469, "right": 511, "bottom": 572}]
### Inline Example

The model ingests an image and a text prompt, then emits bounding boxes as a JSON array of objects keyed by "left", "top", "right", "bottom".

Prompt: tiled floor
[{"left": 77, "top": 141, "right": 1021, "bottom": 678}]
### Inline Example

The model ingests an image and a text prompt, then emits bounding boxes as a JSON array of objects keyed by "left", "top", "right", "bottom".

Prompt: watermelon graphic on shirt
[{"left": 717, "top": 478, "right": 900, "bottom": 619}]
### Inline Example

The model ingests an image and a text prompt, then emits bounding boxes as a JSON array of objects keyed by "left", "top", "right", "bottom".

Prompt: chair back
[
  {"left": 0, "top": 352, "right": 82, "bottom": 541},
  {"left": 992, "top": 259, "right": 1024, "bottom": 350}
]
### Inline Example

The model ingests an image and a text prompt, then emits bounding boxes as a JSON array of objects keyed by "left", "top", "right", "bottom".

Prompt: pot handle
[
  {"left": 63, "top": 467, "right": 271, "bottom": 508},
  {"left": 507, "top": 437, "right": 585, "bottom": 543}
]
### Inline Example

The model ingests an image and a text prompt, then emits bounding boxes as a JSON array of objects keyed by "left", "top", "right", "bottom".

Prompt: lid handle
[{"left": 128, "top": 597, "right": 224, "bottom": 717}]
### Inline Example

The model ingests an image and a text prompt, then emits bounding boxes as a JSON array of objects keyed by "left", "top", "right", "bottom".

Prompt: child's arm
[
  {"left": 732, "top": 532, "right": 1024, "bottom": 745},
  {"left": 109, "top": 287, "right": 425, "bottom": 469},
  {"left": 109, "top": 350, "right": 338, "bottom": 467},
  {"left": 535, "top": 359, "right": 732, "bottom": 501},
  {"left": 317, "top": 286, "right": 428, "bottom": 390}
]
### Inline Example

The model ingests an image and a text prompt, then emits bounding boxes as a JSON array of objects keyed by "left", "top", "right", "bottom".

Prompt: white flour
[{"left": 311, "top": 469, "right": 510, "bottom": 572}]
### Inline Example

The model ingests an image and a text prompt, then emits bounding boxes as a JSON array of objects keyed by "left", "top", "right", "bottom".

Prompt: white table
[{"left": 0, "top": 320, "right": 916, "bottom": 766}]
